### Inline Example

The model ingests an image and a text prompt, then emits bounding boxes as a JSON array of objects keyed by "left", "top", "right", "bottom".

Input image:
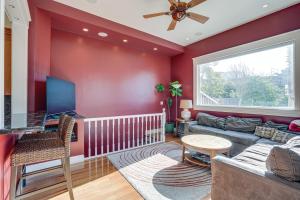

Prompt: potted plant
[
  {"left": 169, "top": 81, "right": 182, "bottom": 119},
  {"left": 155, "top": 81, "right": 182, "bottom": 133}
]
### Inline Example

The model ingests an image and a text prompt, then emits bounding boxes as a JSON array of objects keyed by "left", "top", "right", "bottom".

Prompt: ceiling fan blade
[
  {"left": 187, "top": 0, "right": 206, "bottom": 8},
  {"left": 167, "top": 20, "right": 177, "bottom": 31},
  {"left": 187, "top": 12, "right": 209, "bottom": 24},
  {"left": 143, "top": 12, "right": 169, "bottom": 19},
  {"left": 168, "top": 0, "right": 178, "bottom": 6}
]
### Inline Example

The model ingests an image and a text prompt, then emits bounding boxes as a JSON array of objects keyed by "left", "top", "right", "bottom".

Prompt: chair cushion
[
  {"left": 19, "top": 132, "right": 59, "bottom": 142},
  {"left": 263, "top": 121, "right": 289, "bottom": 131},
  {"left": 256, "top": 138, "right": 281, "bottom": 146},
  {"left": 254, "top": 126, "right": 276, "bottom": 139},
  {"left": 233, "top": 142, "right": 275, "bottom": 171},
  {"left": 287, "top": 136, "right": 300, "bottom": 145},
  {"left": 225, "top": 116, "right": 262, "bottom": 133},
  {"left": 189, "top": 125, "right": 218, "bottom": 136},
  {"left": 271, "top": 130, "right": 298, "bottom": 143},
  {"left": 220, "top": 130, "right": 260, "bottom": 146},
  {"left": 12, "top": 139, "right": 65, "bottom": 167},
  {"left": 189, "top": 125, "right": 260, "bottom": 146},
  {"left": 266, "top": 139, "right": 300, "bottom": 181},
  {"left": 196, "top": 112, "right": 226, "bottom": 130}
]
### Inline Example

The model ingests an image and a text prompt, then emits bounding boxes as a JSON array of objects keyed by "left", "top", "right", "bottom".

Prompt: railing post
[
  {"left": 112, "top": 119, "right": 115, "bottom": 152},
  {"left": 118, "top": 118, "right": 120, "bottom": 151},
  {"left": 107, "top": 120, "right": 109, "bottom": 153},
  {"left": 123, "top": 118, "right": 125, "bottom": 149},
  {"left": 95, "top": 121, "right": 97, "bottom": 157},
  {"left": 84, "top": 112, "right": 166, "bottom": 158},
  {"left": 141, "top": 116, "right": 144, "bottom": 146},
  {"left": 133, "top": 117, "right": 135, "bottom": 147},
  {"left": 162, "top": 108, "right": 166, "bottom": 142},
  {"left": 137, "top": 117, "right": 140, "bottom": 146},
  {"left": 88, "top": 121, "right": 91, "bottom": 157},
  {"left": 101, "top": 120, "right": 103, "bottom": 155}
]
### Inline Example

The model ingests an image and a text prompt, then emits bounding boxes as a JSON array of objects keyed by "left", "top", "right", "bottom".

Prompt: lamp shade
[{"left": 180, "top": 100, "right": 193, "bottom": 109}]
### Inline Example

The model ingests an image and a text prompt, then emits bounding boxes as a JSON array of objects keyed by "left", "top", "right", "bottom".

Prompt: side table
[{"left": 175, "top": 118, "right": 194, "bottom": 137}]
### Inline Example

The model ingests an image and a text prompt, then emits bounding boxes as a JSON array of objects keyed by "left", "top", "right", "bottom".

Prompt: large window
[{"left": 193, "top": 30, "right": 300, "bottom": 117}]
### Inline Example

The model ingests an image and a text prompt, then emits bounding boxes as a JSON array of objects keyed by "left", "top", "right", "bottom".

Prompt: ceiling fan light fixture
[{"left": 143, "top": 0, "right": 209, "bottom": 31}]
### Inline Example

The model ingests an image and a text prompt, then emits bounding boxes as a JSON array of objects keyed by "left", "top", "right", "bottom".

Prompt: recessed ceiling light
[
  {"left": 123, "top": 39, "right": 128, "bottom": 43},
  {"left": 153, "top": 47, "right": 158, "bottom": 51},
  {"left": 98, "top": 32, "right": 108, "bottom": 37},
  {"left": 83, "top": 28, "right": 89, "bottom": 32},
  {"left": 262, "top": 4, "right": 269, "bottom": 8},
  {"left": 186, "top": 37, "right": 190, "bottom": 41}
]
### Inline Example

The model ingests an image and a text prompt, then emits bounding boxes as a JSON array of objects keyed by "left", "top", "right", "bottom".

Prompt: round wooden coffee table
[{"left": 181, "top": 134, "right": 232, "bottom": 167}]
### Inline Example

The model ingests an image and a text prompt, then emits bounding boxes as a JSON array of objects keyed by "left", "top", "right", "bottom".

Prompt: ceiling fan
[{"left": 143, "top": 0, "right": 209, "bottom": 31}]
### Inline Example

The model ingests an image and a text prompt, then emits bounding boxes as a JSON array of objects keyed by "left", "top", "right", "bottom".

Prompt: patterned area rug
[{"left": 108, "top": 142, "right": 211, "bottom": 200}]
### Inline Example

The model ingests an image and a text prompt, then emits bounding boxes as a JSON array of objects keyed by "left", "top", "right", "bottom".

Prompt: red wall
[
  {"left": 50, "top": 30, "right": 171, "bottom": 117},
  {"left": 0, "top": 135, "right": 15, "bottom": 200},
  {"left": 28, "top": 0, "right": 51, "bottom": 112},
  {"left": 171, "top": 4, "right": 300, "bottom": 123}
]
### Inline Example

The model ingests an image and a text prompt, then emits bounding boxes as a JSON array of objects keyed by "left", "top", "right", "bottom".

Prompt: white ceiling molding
[
  {"left": 55, "top": 0, "right": 300, "bottom": 46},
  {"left": 5, "top": 0, "right": 31, "bottom": 27}
]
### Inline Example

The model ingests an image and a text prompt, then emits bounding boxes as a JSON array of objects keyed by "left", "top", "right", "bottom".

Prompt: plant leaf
[{"left": 155, "top": 83, "right": 165, "bottom": 93}]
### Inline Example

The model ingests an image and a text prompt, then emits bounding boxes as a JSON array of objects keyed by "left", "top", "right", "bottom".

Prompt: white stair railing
[{"left": 84, "top": 111, "right": 166, "bottom": 158}]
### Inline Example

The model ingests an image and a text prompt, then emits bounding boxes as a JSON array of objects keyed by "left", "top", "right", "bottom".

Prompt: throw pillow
[
  {"left": 197, "top": 113, "right": 226, "bottom": 130},
  {"left": 271, "top": 129, "right": 297, "bottom": 143},
  {"left": 289, "top": 120, "right": 300, "bottom": 132},
  {"left": 287, "top": 136, "right": 300, "bottom": 146},
  {"left": 254, "top": 126, "right": 276, "bottom": 139},
  {"left": 263, "top": 121, "right": 289, "bottom": 131},
  {"left": 224, "top": 116, "right": 262, "bottom": 133},
  {"left": 266, "top": 141, "right": 300, "bottom": 181}
]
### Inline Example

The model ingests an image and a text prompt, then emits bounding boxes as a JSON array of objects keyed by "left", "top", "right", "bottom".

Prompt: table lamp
[{"left": 180, "top": 100, "right": 193, "bottom": 120}]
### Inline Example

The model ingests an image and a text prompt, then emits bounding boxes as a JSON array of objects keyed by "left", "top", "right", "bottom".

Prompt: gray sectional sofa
[
  {"left": 184, "top": 113, "right": 300, "bottom": 200},
  {"left": 187, "top": 121, "right": 261, "bottom": 156}
]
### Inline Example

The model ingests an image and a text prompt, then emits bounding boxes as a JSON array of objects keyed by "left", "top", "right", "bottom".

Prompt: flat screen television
[{"left": 46, "top": 76, "right": 76, "bottom": 115}]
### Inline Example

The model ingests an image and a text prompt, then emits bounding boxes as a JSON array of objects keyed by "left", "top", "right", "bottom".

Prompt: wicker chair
[
  {"left": 19, "top": 114, "right": 68, "bottom": 142},
  {"left": 10, "top": 115, "right": 75, "bottom": 200}
]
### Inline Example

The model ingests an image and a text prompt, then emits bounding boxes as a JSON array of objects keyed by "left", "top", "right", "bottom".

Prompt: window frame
[{"left": 193, "top": 29, "right": 300, "bottom": 117}]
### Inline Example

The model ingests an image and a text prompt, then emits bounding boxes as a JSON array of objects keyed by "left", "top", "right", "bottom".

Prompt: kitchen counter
[{"left": 1, "top": 112, "right": 47, "bottom": 133}]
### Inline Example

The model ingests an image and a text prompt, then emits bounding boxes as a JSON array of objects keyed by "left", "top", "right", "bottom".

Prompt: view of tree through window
[{"left": 197, "top": 44, "right": 294, "bottom": 108}]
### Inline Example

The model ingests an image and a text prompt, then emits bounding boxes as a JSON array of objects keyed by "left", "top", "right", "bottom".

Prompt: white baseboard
[{"left": 25, "top": 155, "right": 84, "bottom": 173}]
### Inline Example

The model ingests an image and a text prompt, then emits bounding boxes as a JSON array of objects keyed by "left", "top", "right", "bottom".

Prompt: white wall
[
  {"left": 11, "top": 21, "right": 28, "bottom": 114},
  {"left": 0, "top": 0, "right": 5, "bottom": 129},
  {"left": 5, "top": 0, "right": 31, "bottom": 115}
]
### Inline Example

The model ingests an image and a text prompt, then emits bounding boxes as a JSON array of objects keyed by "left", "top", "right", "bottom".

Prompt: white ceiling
[{"left": 54, "top": 0, "right": 300, "bottom": 46}]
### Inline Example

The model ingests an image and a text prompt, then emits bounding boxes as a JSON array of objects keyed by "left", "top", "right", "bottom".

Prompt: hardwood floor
[{"left": 22, "top": 134, "right": 209, "bottom": 200}]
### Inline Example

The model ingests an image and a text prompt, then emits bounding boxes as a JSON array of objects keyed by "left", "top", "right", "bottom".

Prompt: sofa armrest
[
  {"left": 211, "top": 156, "right": 300, "bottom": 200},
  {"left": 183, "top": 121, "right": 198, "bottom": 135}
]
